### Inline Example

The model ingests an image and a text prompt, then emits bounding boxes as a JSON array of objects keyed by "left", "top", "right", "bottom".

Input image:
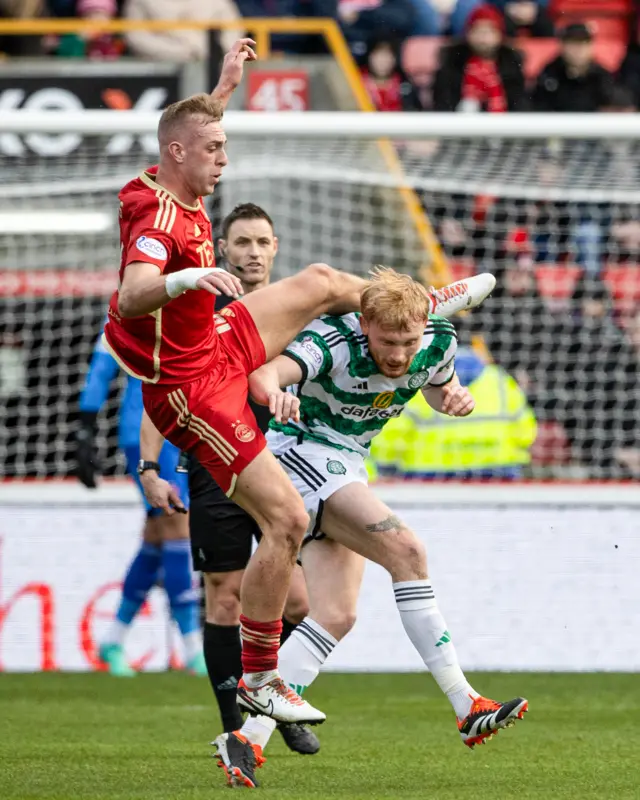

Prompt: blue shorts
[{"left": 124, "top": 441, "right": 190, "bottom": 517}]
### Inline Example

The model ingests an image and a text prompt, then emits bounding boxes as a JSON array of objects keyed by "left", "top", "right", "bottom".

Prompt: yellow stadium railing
[{"left": 0, "top": 17, "right": 450, "bottom": 285}]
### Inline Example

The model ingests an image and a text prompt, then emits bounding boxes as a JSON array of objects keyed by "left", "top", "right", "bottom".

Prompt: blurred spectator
[
  {"left": 618, "top": 25, "right": 640, "bottom": 109},
  {"left": 337, "top": 0, "right": 416, "bottom": 57},
  {"left": 370, "top": 346, "right": 537, "bottom": 479},
  {"left": 432, "top": 4, "right": 527, "bottom": 112},
  {"left": 406, "top": 0, "right": 486, "bottom": 37},
  {"left": 48, "top": 0, "right": 122, "bottom": 58},
  {"left": 295, "top": 0, "right": 416, "bottom": 58},
  {"left": 0, "top": 0, "right": 44, "bottom": 57},
  {"left": 124, "top": 0, "right": 241, "bottom": 61},
  {"left": 547, "top": 279, "right": 638, "bottom": 476},
  {"left": 533, "top": 23, "right": 615, "bottom": 112},
  {"left": 361, "top": 36, "right": 423, "bottom": 110},
  {"left": 602, "top": 84, "right": 637, "bottom": 114},
  {"left": 470, "top": 260, "right": 547, "bottom": 394},
  {"left": 614, "top": 309, "right": 640, "bottom": 477},
  {"left": 488, "top": 0, "right": 553, "bottom": 38}
]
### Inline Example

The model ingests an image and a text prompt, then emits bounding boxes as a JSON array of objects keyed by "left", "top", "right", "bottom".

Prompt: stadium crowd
[
  {"left": 0, "top": 0, "right": 636, "bottom": 98},
  {"left": 1, "top": 1, "right": 639, "bottom": 117}
]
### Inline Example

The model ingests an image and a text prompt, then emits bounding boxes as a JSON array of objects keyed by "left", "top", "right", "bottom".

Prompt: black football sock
[
  {"left": 203, "top": 622, "right": 243, "bottom": 732},
  {"left": 280, "top": 616, "right": 298, "bottom": 647}
]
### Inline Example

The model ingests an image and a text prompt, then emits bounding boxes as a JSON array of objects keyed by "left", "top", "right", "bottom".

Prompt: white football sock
[
  {"left": 241, "top": 618, "right": 337, "bottom": 749},
  {"left": 182, "top": 631, "right": 203, "bottom": 663},
  {"left": 243, "top": 669, "right": 278, "bottom": 689},
  {"left": 393, "top": 580, "right": 478, "bottom": 719},
  {"left": 240, "top": 715, "right": 276, "bottom": 749},
  {"left": 103, "top": 618, "right": 128, "bottom": 647},
  {"left": 280, "top": 618, "right": 337, "bottom": 695}
]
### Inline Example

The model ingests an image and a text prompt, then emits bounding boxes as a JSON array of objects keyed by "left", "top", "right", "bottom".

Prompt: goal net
[{"left": 1, "top": 111, "right": 639, "bottom": 480}]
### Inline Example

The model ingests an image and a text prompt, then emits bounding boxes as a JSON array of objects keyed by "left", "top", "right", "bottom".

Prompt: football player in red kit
[{"left": 104, "top": 41, "right": 368, "bottom": 727}]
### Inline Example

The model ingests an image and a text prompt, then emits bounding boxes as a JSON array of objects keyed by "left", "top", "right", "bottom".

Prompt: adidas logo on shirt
[{"left": 353, "top": 381, "right": 368, "bottom": 391}]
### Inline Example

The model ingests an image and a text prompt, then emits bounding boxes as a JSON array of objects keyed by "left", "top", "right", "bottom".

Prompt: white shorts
[{"left": 267, "top": 431, "right": 369, "bottom": 540}]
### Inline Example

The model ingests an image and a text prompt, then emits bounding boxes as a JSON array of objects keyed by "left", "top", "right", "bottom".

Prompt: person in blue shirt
[{"left": 76, "top": 330, "right": 205, "bottom": 677}]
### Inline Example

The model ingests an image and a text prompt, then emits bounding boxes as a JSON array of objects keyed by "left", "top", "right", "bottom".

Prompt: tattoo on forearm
[{"left": 365, "top": 514, "right": 402, "bottom": 533}]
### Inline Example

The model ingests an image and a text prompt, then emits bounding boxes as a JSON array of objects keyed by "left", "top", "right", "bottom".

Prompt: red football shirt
[{"left": 104, "top": 167, "right": 221, "bottom": 385}]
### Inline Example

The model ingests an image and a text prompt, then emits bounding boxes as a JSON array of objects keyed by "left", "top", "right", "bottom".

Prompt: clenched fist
[{"left": 440, "top": 382, "right": 475, "bottom": 417}]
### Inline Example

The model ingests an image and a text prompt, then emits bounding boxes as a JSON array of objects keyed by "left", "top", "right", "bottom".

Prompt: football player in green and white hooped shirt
[{"left": 230, "top": 267, "right": 528, "bottom": 781}]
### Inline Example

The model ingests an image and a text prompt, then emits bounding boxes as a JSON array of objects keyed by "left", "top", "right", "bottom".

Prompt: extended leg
[
  {"left": 241, "top": 263, "right": 368, "bottom": 361},
  {"left": 321, "top": 483, "right": 528, "bottom": 747}
]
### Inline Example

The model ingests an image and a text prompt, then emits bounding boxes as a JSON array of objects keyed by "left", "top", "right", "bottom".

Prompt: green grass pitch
[{"left": 1, "top": 672, "right": 638, "bottom": 799}]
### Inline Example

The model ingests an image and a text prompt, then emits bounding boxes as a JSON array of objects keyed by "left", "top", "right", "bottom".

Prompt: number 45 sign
[{"left": 247, "top": 71, "right": 309, "bottom": 112}]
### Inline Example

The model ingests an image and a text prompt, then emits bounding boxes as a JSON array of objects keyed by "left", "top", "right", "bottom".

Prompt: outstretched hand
[
  {"left": 268, "top": 389, "right": 301, "bottom": 424},
  {"left": 214, "top": 38, "right": 257, "bottom": 101}
]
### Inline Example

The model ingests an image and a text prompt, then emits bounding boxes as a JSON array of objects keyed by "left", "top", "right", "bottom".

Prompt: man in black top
[
  {"left": 188, "top": 203, "right": 319, "bottom": 755},
  {"left": 533, "top": 23, "right": 614, "bottom": 113}
]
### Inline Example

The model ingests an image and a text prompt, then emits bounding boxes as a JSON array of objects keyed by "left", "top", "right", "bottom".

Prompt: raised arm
[
  {"left": 210, "top": 38, "right": 257, "bottom": 109},
  {"left": 248, "top": 355, "right": 304, "bottom": 424}
]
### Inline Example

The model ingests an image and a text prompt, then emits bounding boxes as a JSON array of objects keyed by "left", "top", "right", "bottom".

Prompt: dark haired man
[{"left": 184, "top": 203, "right": 321, "bottom": 756}]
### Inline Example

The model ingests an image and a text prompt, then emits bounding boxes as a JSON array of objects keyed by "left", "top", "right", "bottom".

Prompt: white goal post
[{"left": 1, "top": 110, "right": 639, "bottom": 481}]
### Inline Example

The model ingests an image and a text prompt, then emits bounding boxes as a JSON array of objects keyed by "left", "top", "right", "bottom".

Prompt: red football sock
[{"left": 240, "top": 615, "right": 282, "bottom": 674}]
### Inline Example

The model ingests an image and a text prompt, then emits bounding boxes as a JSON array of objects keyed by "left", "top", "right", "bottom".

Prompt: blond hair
[
  {"left": 158, "top": 93, "right": 224, "bottom": 145},
  {"left": 360, "top": 266, "right": 430, "bottom": 329}
]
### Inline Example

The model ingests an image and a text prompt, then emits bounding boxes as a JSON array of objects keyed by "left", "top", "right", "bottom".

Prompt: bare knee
[
  {"left": 204, "top": 571, "right": 242, "bottom": 626},
  {"left": 263, "top": 501, "right": 309, "bottom": 561},
  {"left": 313, "top": 607, "right": 357, "bottom": 641},
  {"left": 377, "top": 523, "right": 427, "bottom": 581}
]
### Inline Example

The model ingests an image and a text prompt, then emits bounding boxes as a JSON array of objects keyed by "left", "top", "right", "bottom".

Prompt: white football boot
[
  {"left": 237, "top": 675, "right": 326, "bottom": 725},
  {"left": 430, "top": 273, "right": 496, "bottom": 318}
]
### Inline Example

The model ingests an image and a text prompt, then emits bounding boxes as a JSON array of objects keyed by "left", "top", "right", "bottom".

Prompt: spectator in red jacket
[
  {"left": 433, "top": 3, "right": 527, "bottom": 112},
  {"left": 361, "top": 36, "right": 422, "bottom": 110}
]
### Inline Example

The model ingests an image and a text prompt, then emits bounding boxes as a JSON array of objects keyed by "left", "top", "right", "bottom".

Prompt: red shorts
[{"left": 142, "top": 301, "right": 267, "bottom": 496}]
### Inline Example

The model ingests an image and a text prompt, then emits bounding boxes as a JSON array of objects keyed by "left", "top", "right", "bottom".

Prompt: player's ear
[
  {"left": 168, "top": 141, "right": 185, "bottom": 163},
  {"left": 218, "top": 238, "right": 226, "bottom": 257},
  {"left": 272, "top": 236, "right": 279, "bottom": 255}
]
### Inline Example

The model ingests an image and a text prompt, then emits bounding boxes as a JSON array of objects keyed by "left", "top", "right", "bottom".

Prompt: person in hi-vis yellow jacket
[{"left": 369, "top": 347, "right": 537, "bottom": 480}]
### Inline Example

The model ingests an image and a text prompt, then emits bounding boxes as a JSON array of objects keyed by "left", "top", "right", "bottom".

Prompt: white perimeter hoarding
[{"left": 0, "top": 482, "right": 638, "bottom": 672}]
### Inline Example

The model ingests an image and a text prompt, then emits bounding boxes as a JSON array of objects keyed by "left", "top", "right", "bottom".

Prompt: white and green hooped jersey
[{"left": 270, "top": 313, "right": 458, "bottom": 456}]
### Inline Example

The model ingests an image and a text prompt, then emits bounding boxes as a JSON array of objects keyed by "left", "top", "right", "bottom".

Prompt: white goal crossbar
[{"left": 2, "top": 110, "right": 639, "bottom": 138}]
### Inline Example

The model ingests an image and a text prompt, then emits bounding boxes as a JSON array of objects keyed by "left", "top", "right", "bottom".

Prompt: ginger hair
[
  {"left": 158, "top": 93, "right": 224, "bottom": 146},
  {"left": 360, "top": 266, "right": 431, "bottom": 330}
]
